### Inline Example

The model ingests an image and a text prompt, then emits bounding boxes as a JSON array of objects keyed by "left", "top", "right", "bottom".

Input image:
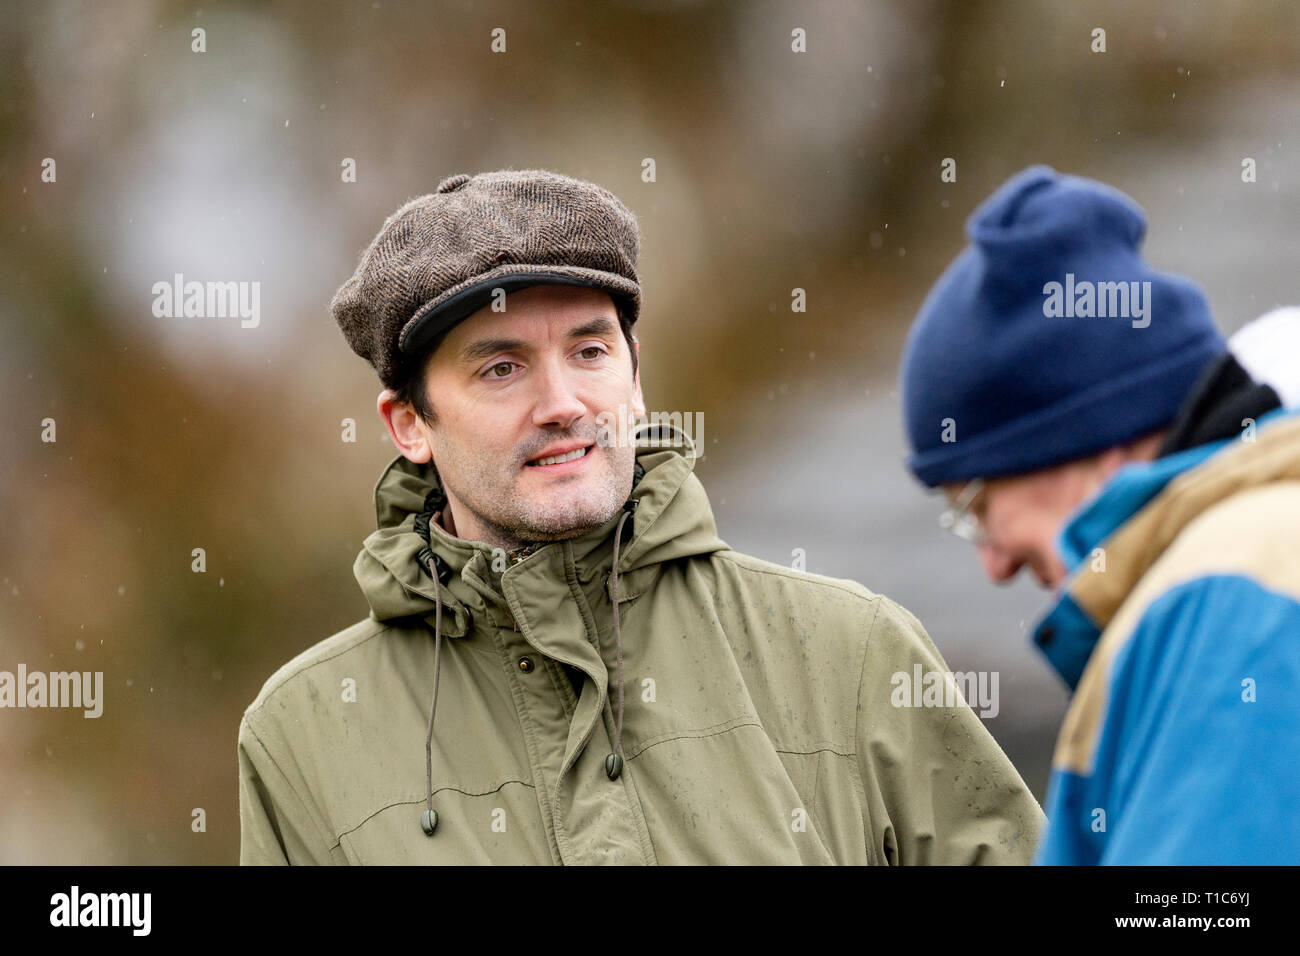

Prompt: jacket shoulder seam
[
  {"left": 709, "top": 550, "right": 883, "bottom": 604},
  {"left": 243, "top": 617, "right": 394, "bottom": 721}
]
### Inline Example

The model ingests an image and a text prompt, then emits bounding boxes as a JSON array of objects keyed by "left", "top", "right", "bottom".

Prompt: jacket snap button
[{"left": 518, "top": 657, "right": 535, "bottom": 673}]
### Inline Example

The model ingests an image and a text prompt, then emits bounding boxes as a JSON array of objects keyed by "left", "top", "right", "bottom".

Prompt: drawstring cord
[
  {"left": 414, "top": 487, "right": 641, "bottom": 834},
  {"left": 413, "top": 492, "right": 450, "bottom": 837},
  {"left": 420, "top": 568, "right": 443, "bottom": 836},
  {"left": 603, "top": 498, "right": 637, "bottom": 780}
]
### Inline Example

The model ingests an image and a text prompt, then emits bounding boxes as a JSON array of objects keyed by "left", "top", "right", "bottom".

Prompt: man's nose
[
  {"left": 531, "top": 361, "right": 588, "bottom": 429},
  {"left": 977, "top": 542, "right": 1020, "bottom": 584}
]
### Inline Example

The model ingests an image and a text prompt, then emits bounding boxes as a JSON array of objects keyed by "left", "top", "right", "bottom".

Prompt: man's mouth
[{"left": 524, "top": 443, "right": 594, "bottom": 468}]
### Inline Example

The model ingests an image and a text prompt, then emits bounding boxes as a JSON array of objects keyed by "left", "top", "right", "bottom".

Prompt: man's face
[
  {"left": 381, "top": 285, "right": 645, "bottom": 551},
  {"left": 941, "top": 463, "right": 1106, "bottom": 591}
]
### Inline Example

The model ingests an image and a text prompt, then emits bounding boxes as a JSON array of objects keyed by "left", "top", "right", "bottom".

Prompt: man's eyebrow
[
  {"left": 457, "top": 317, "right": 619, "bottom": 366},
  {"left": 458, "top": 337, "right": 527, "bottom": 366},
  {"left": 568, "top": 317, "right": 619, "bottom": 339}
]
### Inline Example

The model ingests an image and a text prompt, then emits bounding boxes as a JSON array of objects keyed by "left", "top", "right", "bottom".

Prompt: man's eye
[
  {"left": 486, "top": 362, "right": 515, "bottom": 378},
  {"left": 579, "top": 346, "right": 604, "bottom": 360}
]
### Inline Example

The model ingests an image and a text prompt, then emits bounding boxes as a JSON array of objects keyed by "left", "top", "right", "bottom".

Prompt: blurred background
[{"left": 1, "top": 0, "right": 1297, "bottom": 863}]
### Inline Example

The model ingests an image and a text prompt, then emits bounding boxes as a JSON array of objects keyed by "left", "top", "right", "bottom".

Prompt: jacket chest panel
[
  {"left": 338, "top": 780, "right": 554, "bottom": 865},
  {"left": 294, "top": 636, "right": 537, "bottom": 844},
  {"left": 311, "top": 563, "right": 864, "bottom": 864},
  {"left": 621, "top": 725, "right": 840, "bottom": 864}
]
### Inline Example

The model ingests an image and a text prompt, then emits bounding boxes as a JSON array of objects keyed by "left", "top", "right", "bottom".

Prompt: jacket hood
[{"left": 352, "top": 426, "right": 729, "bottom": 634}]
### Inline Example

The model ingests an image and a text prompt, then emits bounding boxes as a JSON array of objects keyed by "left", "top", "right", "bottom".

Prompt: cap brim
[{"left": 399, "top": 269, "right": 636, "bottom": 356}]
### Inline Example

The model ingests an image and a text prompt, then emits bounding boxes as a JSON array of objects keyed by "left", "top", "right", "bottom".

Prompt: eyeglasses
[{"left": 939, "top": 478, "right": 989, "bottom": 546}]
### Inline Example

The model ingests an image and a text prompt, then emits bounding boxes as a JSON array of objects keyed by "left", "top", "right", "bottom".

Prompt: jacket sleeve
[
  {"left": 855, "top": 596, "right": 1045, "bottom": 865},
  {"left": 238, "top": 713, "right": 333, "bottom": 865},
  {"left": 1038, "top": 574, "right": 1300, "bottom": 865}
]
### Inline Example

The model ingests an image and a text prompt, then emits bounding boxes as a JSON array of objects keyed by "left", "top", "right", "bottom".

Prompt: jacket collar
[
  {"left": 1033, "top": 406, "right": 1300, "bottom": 689},
  {"left": 352, "top": 427, "right": 729, "bottom": 636}
]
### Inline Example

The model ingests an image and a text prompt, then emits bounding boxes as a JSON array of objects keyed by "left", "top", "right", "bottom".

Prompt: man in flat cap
[{"left": 237, "top": 168, "right": 1043, "bottom": 865}]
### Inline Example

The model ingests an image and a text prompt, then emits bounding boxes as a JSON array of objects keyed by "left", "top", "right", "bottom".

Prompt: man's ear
[
  {"left": 377, "top": 388, "right": 433, "bottom": 464},
  {"left": 630, "top": 340, "right": 647, "bottom": 420}
]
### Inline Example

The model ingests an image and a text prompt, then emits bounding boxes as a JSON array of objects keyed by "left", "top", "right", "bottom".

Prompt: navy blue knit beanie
[{"left": 901, "top": 165, "right": 1225, "bottom": 487}]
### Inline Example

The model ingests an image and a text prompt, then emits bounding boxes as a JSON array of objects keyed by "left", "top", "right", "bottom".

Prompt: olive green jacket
[{"left": 238, "top": 440, "right": 1043, "bottom": 864}]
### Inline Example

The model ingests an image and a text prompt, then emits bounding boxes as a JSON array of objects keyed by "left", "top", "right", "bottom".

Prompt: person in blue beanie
[{"left": 899, "top": 164, "right": 1300, "bottom": 865}]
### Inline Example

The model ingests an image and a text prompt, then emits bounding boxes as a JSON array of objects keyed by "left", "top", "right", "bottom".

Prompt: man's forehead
[
  {"left": 440, "top": 290, "right": 614, "bottom": 351},
  {"left": 460, "top": 285, "right": 614, "bottom": 329},
  {"left": 451, "top": 316, "right": 617, "bottom": 364}
]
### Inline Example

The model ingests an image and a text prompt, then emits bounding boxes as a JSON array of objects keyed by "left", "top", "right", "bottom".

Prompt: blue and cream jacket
[{"left": 1032, "top": 404, "right": 1300, "bottom": 865}]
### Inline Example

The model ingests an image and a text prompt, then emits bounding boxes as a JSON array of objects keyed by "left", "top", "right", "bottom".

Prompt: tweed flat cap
[{"left": 330, "top": 168, "right": 643, "bottom": 388}]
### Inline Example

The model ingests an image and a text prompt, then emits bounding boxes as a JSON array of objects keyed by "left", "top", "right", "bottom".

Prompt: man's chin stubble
[
  {"left": 469, "top": 502, "right": 614, "bottom": 550},
  {"left": 440, "top": 448, "right": 635, "bottom": 551},
  {"left": 444, "top": 471, "right": 612, "bottom": 545}
]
